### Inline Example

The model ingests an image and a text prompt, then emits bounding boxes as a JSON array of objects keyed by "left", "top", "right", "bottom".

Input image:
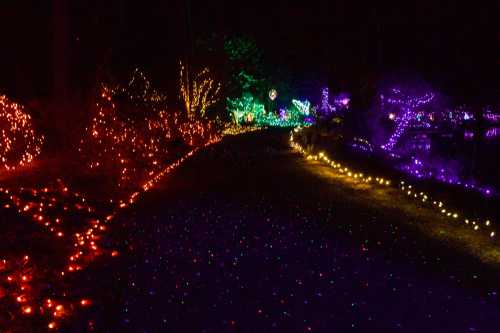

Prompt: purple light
[
  {"left": 397, "top": 155, "right": 496, "bottom": 197},
  {"left": 318, "top": 88, "right": 335, "bottom": 115},
  {"left": 484, "top": 108, "right": 500, "bottom": 123},
  {"left": 485, "top": 127, "right": 500, "bottom": 139},
  {"left": 464, "top": 131, "right": 474, "bottom": 140},
  {"left": 381, "top": 89, "right": 434, "bottom": 152},
  {"left": 279, "top": 108, "right": 287, "bottom": 120},
  {"left": 349, "top": 137, "right": 373, "bottom": 153},
  {"left": 334, "top": 93, "right": 351, "bottom": 109}
]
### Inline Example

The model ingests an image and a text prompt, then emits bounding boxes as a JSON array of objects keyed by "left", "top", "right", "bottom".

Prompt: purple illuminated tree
[
  {"left": 381, "top": 88, "right": 434, "bottom": 151},
  {"left": 318, "top": 87, "right": 335, "bottom": 115}
]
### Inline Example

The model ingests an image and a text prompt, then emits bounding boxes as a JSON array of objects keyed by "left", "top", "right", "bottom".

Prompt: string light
[
  {"left": 227, "top": 93, "right": 312, "bottom": 127},
  {"left": 222, "top": 124, "right": 263, "bottom": 136},
  {"left": 179, "top": 61, "right": 221, "bottom": 119},
  {"left": 0, "top": 95, "right": 44, "bottom": 171},
  {"left": 0, "top": 69, "right": 227, "bottom": 330},
  {"left": 381, "top": 89, "right": 434, "bottom": 152},
  {"left": 0, "top": 140, "right": 222, "bottom": 330},
  {"left": 290, "top": 127, "right": 497, "bottom": 241},
  {"left": 79, "top": 69, "right": 221, "bottom": 190}
]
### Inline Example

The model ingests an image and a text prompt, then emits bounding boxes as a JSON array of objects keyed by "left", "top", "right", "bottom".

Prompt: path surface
[{"left": 70, "top": 130, "right": 500, "bottom": 332}]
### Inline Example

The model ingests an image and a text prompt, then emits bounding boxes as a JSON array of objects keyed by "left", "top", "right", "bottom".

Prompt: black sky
[{"left": 0, "top": 1, "right": 498, "bottom": 101}]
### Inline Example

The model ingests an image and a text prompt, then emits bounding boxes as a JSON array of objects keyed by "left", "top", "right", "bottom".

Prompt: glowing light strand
[
  {"left": 179, "top": 61, "right": 221, "bottom": 119},
  {"left": 290, "top": 127, "right": 496, "bottom": 240}
]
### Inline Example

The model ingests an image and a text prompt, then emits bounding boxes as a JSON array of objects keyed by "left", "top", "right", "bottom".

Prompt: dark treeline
[{"left": 0, "top": 0, "right": 498, "bottom": 104}]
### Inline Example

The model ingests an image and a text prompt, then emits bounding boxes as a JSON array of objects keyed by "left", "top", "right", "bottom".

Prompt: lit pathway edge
[
  {"left": 289, "top": 127, "right": 496, "bottom": 241},
  {"left": 0, "top": 137, "right": 221, "bottom": 331}
]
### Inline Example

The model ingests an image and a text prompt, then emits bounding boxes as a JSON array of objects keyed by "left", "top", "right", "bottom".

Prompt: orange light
[{"left": 80, "top": 299, "right": 91, "bottom": 306}]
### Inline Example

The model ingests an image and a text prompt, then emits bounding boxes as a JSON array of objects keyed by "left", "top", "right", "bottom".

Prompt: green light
[{"left": 227, "top": 93, "right": 312, "bottom": 127}]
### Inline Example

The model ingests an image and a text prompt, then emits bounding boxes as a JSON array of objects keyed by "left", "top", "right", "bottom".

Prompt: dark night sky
[{"left": 0, "top": 1, "right": 498, "bottom": 101}]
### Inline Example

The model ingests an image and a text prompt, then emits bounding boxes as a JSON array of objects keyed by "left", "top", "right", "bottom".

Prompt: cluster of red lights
[
  {"left": 1, "top": 70, "right": 224, "bottom": 330},
  {"left": 0, "top": 182, "right": 98, "bottom": 330},
  {"left": 0, "top": 95, "right": 43, "bottom": 171},
  {"left": 79, "top": 70, "right": 220, "bottom": 190},
  {"left": 0, "top": 141, "right": 220, "bottom": 329},
  {"left": 178, "top": 119, "right": 221, "bottom": 146}
]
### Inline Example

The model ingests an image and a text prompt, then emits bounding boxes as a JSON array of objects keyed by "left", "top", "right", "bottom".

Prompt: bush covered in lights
[
  {"left": 0, "top": 95, "right": 44, "bottom": 171},
  {"left": 227, "top": 93, "right": 312, "bottom": 128},
  {"left": 79, "top": 69, "right": 220, "bottom": 189}
]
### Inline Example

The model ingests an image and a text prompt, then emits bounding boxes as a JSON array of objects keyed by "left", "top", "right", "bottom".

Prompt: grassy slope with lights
[{"left": 290, "top": 127, "right": 500, "bottom": 264}]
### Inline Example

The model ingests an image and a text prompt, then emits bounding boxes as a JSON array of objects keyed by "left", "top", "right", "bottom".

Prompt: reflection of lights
[
  {"left": 485, "top": 127, "right": 500, "bottom": 139},
  {"left": 464, "top": 131, "right": 474, "bottom": 140},
  {"left": 388, "top": 113, "right": 395, "bottom": 120},
  {"left": 484, "top": 111, "right": 500, "bottom": 123},
  {"left": 350, "top": 137, "right": 373, "bottom": 153}
]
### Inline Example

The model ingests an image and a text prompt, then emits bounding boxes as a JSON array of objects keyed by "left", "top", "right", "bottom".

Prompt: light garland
[
  {"left": 0, "top": 181, "right": 101, "bottom": 330},
  {"left": 0, "top": 95, "right": 44, "bottom": 171},
  {"left": 290, "top": 127, "right": 496, "bottom": 240},
  {"left": 0, "top": 135, "right": 222, "bottom": 330},
  {"left": 79, "top": 69, "right": 221, "bottom": 191},
  {"left": 222, "top": 123, "right": 263, "bottom": 136},
  {"left": 0, "top": 63, "right": 250, "bottom": 330}
]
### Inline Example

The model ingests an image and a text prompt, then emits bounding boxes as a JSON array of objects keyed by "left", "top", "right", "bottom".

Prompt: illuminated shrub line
[{"left": 227, "top": 93, "right": 312, "bottom": 128}]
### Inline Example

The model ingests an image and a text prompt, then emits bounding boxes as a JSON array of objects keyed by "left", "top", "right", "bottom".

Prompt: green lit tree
[{"left": 224, "top": 36, "right": 266, "bottom": 98}]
